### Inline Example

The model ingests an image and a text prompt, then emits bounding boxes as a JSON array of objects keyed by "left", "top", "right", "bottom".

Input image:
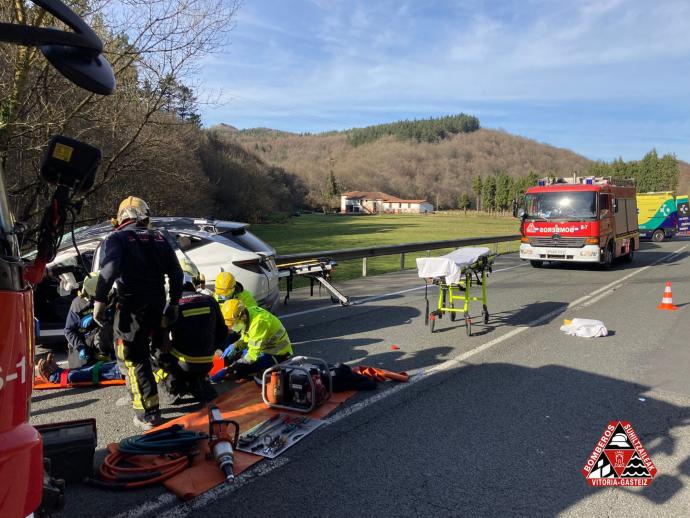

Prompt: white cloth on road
[
  {"left": 416, "top": 247, "right": 491, "bottom": 284},
  {"left": 560, "top": 318, "right": 608, "bottom": 338}
]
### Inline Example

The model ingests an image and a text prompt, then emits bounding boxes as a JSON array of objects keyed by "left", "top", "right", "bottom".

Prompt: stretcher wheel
[
  {"left": 464, "top": 313, "right": 471, "bottom": 336},
  {"left": 482, "top": 304, "right": 489, "bottom": 324},
  {"left": 450, "top": 303, "right": 456, "bottom": 321}
]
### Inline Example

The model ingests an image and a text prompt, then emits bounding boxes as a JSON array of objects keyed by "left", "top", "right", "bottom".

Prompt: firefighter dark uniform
[
  {"left": 64, "top": 296, "right": 98, "bottom": 368},
  {"left": 157, "top": 289, "right": 227, "bottom": 403},
  {"left": 96, "top": 218, "right": 183, "bottom": 426},
  {"left": 64, "top": 273, "right": 113, "bottom": 368}
]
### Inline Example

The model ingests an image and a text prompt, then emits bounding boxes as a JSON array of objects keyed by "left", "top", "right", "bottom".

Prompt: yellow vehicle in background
[{"left": 636, "top": 192, "right": 688, "bottom": 241}]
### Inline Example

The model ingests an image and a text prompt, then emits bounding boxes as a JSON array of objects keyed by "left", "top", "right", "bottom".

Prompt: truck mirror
[
  {"left": 41, "top": 44, "right": 115, "bottom": 95},
  {"left": 518, "top": 208, "right": 526, "bottom": 219},
  {"left": 40, "top": 135, "right": 102, "bottom": 193},
  {"left": 613, "top": 199, "right": 618, "bottom": 213},
  {"left": 0, "top": 0, "right": 116, "bottom": 95}
]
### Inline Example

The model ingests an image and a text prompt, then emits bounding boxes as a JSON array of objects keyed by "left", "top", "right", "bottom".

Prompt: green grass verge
[{"left": 252, "top": 212, "right": 520, "bottom": 283}]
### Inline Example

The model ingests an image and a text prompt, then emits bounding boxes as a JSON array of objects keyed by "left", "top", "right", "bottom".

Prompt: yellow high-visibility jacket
[{"left": 235, "top": 306, "right": 292, "bottom": 362}]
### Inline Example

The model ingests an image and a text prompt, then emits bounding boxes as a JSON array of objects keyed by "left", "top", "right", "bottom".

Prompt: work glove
[
  {"left": 93, "top": 301, "right": 107, "bottom": 327},
  {"left": 163, "top": 303, "right": 179, "bottom": 326},
  {"left": 210, "top": 368, "right": 228, "bottom": 384},
  {"left": 220, "top": 343, "right": 237, "bottom": 360},
  {"left": 78, "top": 347, "right": 90, "bottom": 361}
]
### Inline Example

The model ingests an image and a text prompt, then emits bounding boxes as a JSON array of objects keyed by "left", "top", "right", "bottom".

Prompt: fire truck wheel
[
  {"left": 529, "top": 260, "right": 543, "bottom": 268},
  {"left": 602, "top": 242, "right": 614, "bottom": 269},
  {"left": 623, "top": 246, "right": 634, "bottom": 264},
  {"left": 652, "top": 229, "right": 665, "bottom": 242}
]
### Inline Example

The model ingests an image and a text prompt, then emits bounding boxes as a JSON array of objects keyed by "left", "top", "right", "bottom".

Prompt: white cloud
[{"left": 198, "top": 0, "right": 690, "bottom": 159}]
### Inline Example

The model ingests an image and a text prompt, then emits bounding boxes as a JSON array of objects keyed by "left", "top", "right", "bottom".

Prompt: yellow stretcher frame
[{"left": 424, "top": 255, "right": 494, "bottom": 336}]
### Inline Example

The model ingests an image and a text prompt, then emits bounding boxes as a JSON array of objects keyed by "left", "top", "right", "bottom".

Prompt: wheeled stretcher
[{"left": 416, "top": 247, "right": 495, "bottom": 336}]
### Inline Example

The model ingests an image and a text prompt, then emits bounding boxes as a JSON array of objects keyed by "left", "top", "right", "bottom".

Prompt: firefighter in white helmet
[{"left": 94, "top": 196, "right": 183, "bottom": 430}]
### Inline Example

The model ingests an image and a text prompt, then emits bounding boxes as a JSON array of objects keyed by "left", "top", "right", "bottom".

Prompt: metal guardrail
[{"left": 276, "top": 233, "right": 521, "bottom": 277}]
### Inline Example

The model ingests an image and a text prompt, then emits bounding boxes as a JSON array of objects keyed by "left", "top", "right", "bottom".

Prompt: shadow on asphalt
[
  {"left": 31, "top": 398, "right": 100, "bottom": 417},
  {"left": 429, "top": 301, "right": 569, "bottom": 336},
  {"left": 291, "top": 304, "right": 421, "bottom": 343},
  {"left": 204, "top": 362, "right": 690, "bottom": 517},
  {"left": 50, "top": 365, "right": 690, "bottom": 517}
]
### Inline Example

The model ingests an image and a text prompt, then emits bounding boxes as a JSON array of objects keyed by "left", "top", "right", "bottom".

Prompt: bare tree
[{"left": 1, "top": 0, "right": 240, "bottom": 236}]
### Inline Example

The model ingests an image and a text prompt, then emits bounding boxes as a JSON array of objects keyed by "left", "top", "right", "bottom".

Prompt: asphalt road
[{"left": 32, "top": 240, "right": 690, "bottom": 517}]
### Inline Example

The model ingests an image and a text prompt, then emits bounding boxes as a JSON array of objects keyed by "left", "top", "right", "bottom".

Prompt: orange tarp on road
[{"left": 128, "top": 382, "right": 355, "bottom": 500}]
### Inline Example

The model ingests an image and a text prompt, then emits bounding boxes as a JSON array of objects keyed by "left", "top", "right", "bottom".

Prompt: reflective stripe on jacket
[
  {"left": 236, "top": 306, "right": 292, "bottom": 362},
  {"left": 170, "top": 291, "right": 227, "bottom": 362}
]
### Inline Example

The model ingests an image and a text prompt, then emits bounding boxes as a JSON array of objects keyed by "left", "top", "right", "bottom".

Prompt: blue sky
[{"left": 198, "top": 0, "right": 690, "bottom": 162}]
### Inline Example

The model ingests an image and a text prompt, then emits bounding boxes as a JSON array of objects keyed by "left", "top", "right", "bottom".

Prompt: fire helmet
[
  {"left": 116, "top": 196, "right": 150, "bottom": 225},
  {"left": 215, "top": 271, "right": 237, "bottom": 299},
  {"left": 221, "top": 299, "right": 246, "bottom": 327}
]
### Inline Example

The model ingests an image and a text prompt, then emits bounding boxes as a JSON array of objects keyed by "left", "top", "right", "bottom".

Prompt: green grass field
[{"left": 252, "top": 212, "right": 520, "bottom": 282}]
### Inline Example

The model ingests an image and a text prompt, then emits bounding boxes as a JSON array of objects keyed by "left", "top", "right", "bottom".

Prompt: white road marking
[
  {"left": 119, "top": 246, "right": 687, "bottom": 517},
  {"left": 280, "top": 262, "right": 527, "bottom": 319}
]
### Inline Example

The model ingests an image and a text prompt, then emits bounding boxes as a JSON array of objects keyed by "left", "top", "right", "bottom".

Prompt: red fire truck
[
  {"left": 515, "top": 176, "right": 639, "bottom": 268},
  {"left": 0, "top": 1, "right": 115, "bottom": 516}
]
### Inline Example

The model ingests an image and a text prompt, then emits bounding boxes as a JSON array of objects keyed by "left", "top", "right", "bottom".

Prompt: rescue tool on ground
[
  {"left": 261, "top": 356, "right": 332, "bottom": 413},
  {"left": 207, "top": 405, "right": 240, "bottom": 483},
  {"left": 514, "top": 176, "right": 639, "bottom": 268}
]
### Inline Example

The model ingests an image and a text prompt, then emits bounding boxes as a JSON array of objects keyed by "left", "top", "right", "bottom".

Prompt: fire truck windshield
[{"left": 524, "top": 191, "right": 597, "bottom": 221}]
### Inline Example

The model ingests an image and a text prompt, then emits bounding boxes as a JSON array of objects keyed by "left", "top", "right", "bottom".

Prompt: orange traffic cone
[{"left": 657, "top": 282, "right": 679, "bottom": 311}]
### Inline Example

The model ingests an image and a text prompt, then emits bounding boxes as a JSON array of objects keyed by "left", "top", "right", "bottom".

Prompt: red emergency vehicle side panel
[{"left": 0, "top": 290, "right": 43, "bottom": 518}]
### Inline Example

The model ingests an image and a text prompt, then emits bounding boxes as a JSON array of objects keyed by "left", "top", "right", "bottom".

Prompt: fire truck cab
[{"left": 516, "top": 176, "right": 639, "bottom": 268}]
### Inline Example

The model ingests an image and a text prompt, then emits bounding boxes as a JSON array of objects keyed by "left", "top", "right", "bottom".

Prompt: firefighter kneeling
[
  {"left": 156, "top": 270, "right": 228, "bottom": 404},
  {"left": 213, "top": 300, "right": 293, "bottom": 382}
]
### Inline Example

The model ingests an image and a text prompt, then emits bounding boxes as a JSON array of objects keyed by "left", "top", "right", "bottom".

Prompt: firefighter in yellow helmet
[
  {"left": 214, "top": 271, "right": 257, "bottom": 308},
  {"left": 211, "top": 299, "right": 292, "bottom": 382}
]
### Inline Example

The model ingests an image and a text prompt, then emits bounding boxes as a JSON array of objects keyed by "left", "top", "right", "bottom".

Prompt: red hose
[{"left": 98, "top": 450, "right": 190, "bottom": 489}]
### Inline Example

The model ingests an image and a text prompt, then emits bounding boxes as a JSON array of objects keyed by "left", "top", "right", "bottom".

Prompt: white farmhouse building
[{"left": 340, "top": 191, "right": 434, "bottom": 214}]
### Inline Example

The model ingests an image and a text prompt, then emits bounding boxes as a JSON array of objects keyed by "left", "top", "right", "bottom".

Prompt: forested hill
[{"left": 219, "top": 116, "right": 593, "bottom": 209}]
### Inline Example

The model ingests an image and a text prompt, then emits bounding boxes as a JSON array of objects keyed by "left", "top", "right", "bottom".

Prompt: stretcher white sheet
[{"left": 416, "top": 247, "right": 491, "bottom": 284}]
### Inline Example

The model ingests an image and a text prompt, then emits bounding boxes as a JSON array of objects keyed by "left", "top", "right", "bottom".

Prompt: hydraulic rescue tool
[
  {"left": 207, "top": 405, "right": 240, "bottom": 483},
  {"left": 262, "top": 356, "right": 332, "bottom": 413}
]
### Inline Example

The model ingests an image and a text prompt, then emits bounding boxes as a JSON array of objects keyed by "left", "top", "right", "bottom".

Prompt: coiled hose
[{"left": 95, "top": 425, "right": 207, "bottom": 490}]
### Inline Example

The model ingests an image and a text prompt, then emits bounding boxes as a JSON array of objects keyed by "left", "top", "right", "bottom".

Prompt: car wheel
[
  {"left": 530, "top": 260, "right": 543, "bottom": 268},
  {"left": 652, "top": 229, "right": 665, "bottom": 242}
]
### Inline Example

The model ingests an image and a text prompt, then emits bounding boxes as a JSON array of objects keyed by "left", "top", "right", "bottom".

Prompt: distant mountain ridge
[
  {"left": 213, "top": 116, "right": 593, "bottom": 208},
  {"left": 211, "top": 113, "right": 690, "bottom": 208}
]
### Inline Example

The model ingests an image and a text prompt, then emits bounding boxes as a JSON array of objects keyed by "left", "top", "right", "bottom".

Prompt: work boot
[
  {"left": 37, "top": 353, "right": 59, "bottom": 382},
  {"left": 132, "top": 412, "right": 164, "bottom": 431},
  {"left": 189, "top": 378, "right": 218, "bottom": 404}
]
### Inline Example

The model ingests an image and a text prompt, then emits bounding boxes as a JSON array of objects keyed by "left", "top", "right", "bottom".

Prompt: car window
[
  {"left": 175, "top": 232, "right": 209, "bottom": 252},
  {"left": 219, "top": 228, "right": 273, "bottom": 254}
]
